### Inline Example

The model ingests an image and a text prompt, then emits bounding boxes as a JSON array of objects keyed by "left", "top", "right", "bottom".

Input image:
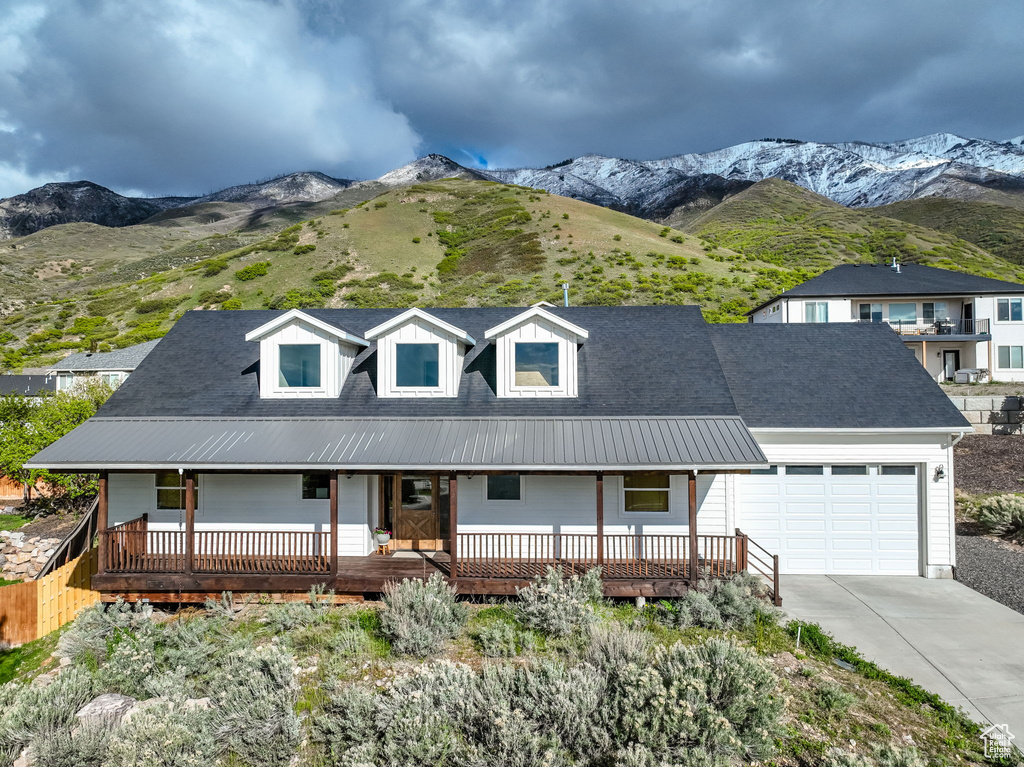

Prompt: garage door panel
[{"left": 739, "top": 465, "right": 919, "bottom": 575}]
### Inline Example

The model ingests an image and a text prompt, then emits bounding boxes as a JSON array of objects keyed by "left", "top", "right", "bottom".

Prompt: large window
[
  {"left": 997, "top": 298, "right": 1023, "bottom": 322},
  {"left": 888, "top": 303, "right": 917, "bottom": 324},
  {"left": 858, "top": 303, "right": 882, "bottom": 322},
  {"left": 922, "top": 302, "right": 947, "bottom": 322},
  {"left": 395, "top": 343, "right": 440, "bottom": 387},
  {"left": 514, "top": 343, "right": 559, "bottom": 386},
  {"left": 486, "top": 475, "right": 522, "bottom": 501},
  {"left": 301, "top": 474, "right": 331, "bottom": 499},
  {"left": 998, "top": 345, "right": 1024, "bottom": 369},
  {"left": 804, "top": 302, "right": 829, "bottom": 323},
  {"left": 278, "top": 344, "right": 321, "bottom": 387},
  {"left": 155, "top": 471, "right": 198, "bottom": 510},
  {"left": 623, "top": 474, "right": 670, "bottom": 513},
  {"left": 56, "top": 373, "right": 74, "bottom": 391}
]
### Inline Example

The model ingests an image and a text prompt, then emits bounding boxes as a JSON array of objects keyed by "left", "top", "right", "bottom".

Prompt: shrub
[
  {"left": 824, "top": 749, "right": 874, "bottom": 767},
  {"left": 975, "top": 493, "right": 1024, "bottom": 543},
  {"left": 678, "top": 589, "right": 724, "bottom": 630},
  {"left": 202, "top": 258, "right": 228, "bottom": 276},
  {"left": 585, "top": 624, "right": 652, "bottom": 671},
  {"left": 379, "top": 572, "right": 468, "bottom": 656},
  {"left": 612, "top": 234, "right": 622, "bottom": 241},
  {"left": 135, "top": 297, "right": 182, "bottom": 315},
  {"left": 0, "top": 666, "right": 96, "bottom": 758},
  {"left": 235, "top": 261, "right": 271, "bottom": 281},
  {"left": 57, "top": 600, "right": 152, "bottom": 666},
  {"left": 31, "top": 722, "right": 113, "bottom": 767},
  {"left": 105, "top": 702, "right": 218, "bottom": 767},
  {"left": 706, "top": 572, "right": 779, "bottom": 630},
  {"left": 293, "top": 243, "right": 316, "bottom": 255},
  {"left": 514, "top": 567, "right": 603, "bottom": 637},
  {"left": 816, "top": 681, "right": 857, "bottom": 717},
  {"left": 476, "top": 621, "right": 518, "bottom": 657},
  {"left": 221, "top": 298, "right": 243, "bottom": 310}
]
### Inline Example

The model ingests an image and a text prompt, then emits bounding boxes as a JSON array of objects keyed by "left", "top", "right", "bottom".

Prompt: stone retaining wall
[
  {"left": 1, "top": 530, "right": 61, "bottom": 581},
  {"left": 947, "top": 396, "right": 1024, "bottom": 435}
]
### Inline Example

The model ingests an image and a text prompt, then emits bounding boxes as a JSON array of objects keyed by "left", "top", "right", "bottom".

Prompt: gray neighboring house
[
  {"left": 49, "top": 339, "right": 161, "bottom": 391},
  {"left": 0, "top": 374, "right": 56, "bottom": 396}
]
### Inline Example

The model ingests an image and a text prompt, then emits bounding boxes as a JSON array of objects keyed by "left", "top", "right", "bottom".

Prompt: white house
[
  {"left": 48, "top": 339, "right": 161, "bottom": 391},
  {"left": 748, "top": 262, "right": 1024, "bottom": 382},
  {"left": 27, "top": 306, "right": 970, "bottom": 603}
]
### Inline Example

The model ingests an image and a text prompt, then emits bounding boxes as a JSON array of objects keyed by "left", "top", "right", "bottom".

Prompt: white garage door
[{"left": 738, "top": 464, "right": 920, "bottom": 575}]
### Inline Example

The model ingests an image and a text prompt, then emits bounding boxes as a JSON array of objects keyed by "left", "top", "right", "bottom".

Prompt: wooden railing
[
  {"left": 193, "top": 531, "right": 330, "bottom": 573},
  {"left": 737, "top": 528, "right": 781, "bottom": 606},
  {"left": 457, "top": 533, "right": 599, "bottom": 579}
]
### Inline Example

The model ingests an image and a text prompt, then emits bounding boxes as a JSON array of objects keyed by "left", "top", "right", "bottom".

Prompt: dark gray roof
[
  {"left": 709, "top": 323, "right": 970, "bottom": 430},
  {"left": 749, "top": 263, "right": 1024, "bottom": 314},
  {"left": 0, "top": 374, "right": 55, "bottom": 396},
  {"left": 26, "top": 416, "right": 765, "bottom": 471},
  {"left": 53, "top": 339, "right": 160, "bottom": 372}
]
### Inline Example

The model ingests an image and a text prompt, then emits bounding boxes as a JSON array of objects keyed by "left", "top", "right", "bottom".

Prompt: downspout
[{"left": 949, "top": 431, "right": 967, "bottom": 449}]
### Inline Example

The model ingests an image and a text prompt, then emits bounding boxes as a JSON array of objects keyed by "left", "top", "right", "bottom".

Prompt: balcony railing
[{"left": 864, "top": 318, "right": 990, "bottom": 336}]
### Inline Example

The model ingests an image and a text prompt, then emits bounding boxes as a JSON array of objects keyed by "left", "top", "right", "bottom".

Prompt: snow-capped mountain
[{"left": 191, "top": 171, "right": 353, "bottom": 206}]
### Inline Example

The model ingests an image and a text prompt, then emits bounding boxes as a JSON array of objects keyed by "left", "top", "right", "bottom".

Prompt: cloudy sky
[{"left": 1, "top": 0, "right": 1022, "bottom": 198}]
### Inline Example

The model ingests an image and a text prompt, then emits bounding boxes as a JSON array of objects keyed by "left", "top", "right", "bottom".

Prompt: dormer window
[
  {"left": 365, "top": 309, "right": 474, "bottom": 398},
  {"left": 396, "top": 343, "right": 440, "bottom": 388},
  {"left": 279, "top": 344, "right": 321, "bottom": 388},
  {"left": 515, "top": 343, "right": 559, "bottom": 387},
  {"left": 245, "top": 309, "right": 368, "bottom": 399},
  {"left": 485, "top": 307, "right": 588, "bottom": 398}
]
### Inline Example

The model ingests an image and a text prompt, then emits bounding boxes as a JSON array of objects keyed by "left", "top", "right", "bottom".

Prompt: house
[
  {"left": 49, "top": 339, "right": 161, "bottom": 391},
  {"left": 26, "top": 306, "right": 969, "bottom": 602},
  {"left": 0, "top": 374, "right": 56, "bottom": 396},
  {"left": 747, "top": 262, "right": 1024, "bottom": 382}
]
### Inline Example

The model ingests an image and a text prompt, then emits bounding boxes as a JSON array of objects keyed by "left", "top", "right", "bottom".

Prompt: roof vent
[{"left": 891, "top": 256, "right": 901, "bottom": 273}]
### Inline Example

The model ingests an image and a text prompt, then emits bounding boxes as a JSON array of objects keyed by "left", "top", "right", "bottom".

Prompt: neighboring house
[
  {"left": 49, "top": 339, "right": 161, "bottom": 391},
  {"left": 27, "top": 306, "right": 969, "bottom": 602},
  {"left": 0, "top": 374, "right": 56, "bottom": 396},
  {"left": 748, "top": 262, "right": 1024, "bottom": 382}
]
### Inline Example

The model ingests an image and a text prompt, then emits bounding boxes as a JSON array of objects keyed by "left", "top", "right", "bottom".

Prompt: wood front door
[{"left": 393, "top": 474, "right": 447, "bottom": 550}]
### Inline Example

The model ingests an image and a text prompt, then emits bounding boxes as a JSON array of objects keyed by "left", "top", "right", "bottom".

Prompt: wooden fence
[{"left": 0, "top": 550, "right": 99, "bottom": 646}]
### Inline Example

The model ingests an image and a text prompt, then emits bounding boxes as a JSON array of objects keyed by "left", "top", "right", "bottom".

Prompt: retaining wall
[{"left": 946, "top": 396, "right": 1024, "bottom": 435}]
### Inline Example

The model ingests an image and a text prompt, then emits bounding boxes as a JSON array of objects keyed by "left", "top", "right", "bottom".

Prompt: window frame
[
  {"left": 394, "top": 342, "right": 442, "bottom": 389},
  {"left": 301, "top": 473, "right": 331, "bottom": 500},
  {"left": 274, "top": 341, "right": 327, "bottom": 393},
  {"left": 804, "top": 302, "right": 829, "bottom": 323},
  {"left": 997, "top": 297, "right": 1024, "bottom": 323},
  {"left": 155, "top": 471, "right": 199, "bottom": 511},
  {"left": 997, "top": 345, "right": 1024, "bottom": 369},
  {"left": 484, "top": 474, "right": 524, "bottom": 502},
  {"left": 922, "top": 302, "right": 947, "bottom": 323},
  {"left": 620, "top": 474, "right": 672, "bottom": 515},
  {"left": 512, "top": 342, "right": 561, "bottom": 389},
  {"left": 858, "top": 303, "right": 882, "bottom": 322},
  {"left": 887, "top": 302, "right": 917, "bottom": 325}
]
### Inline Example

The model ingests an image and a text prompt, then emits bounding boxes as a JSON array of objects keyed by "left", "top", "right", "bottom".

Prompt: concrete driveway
[{"left": 782, "top": 575, "right": 1024, "bottom": 742}]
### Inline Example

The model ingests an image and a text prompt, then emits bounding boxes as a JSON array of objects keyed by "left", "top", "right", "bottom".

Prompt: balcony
[{"left": 864, "top": 319, "right": 990, "bottom": 338}]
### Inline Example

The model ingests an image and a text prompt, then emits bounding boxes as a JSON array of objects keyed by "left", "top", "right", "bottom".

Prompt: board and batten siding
[
  {"left": 257, "top": 320, "right": 359, "bottom": 399},
  {"left": 746, "top": 431, "right": 957, "bottom": 577},
  {"left": 375, "top": 317, "right": 465, "bottom": 398},
  {"left": 493, "top": 317, "right": 580, "bottom": 398},
  {"left": 107, "top": 473, "right": 375, "bottom": 557}
]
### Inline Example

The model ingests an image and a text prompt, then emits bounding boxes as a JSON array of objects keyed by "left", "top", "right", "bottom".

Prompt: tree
[{"left": 0, "top": 379, "right": 113, "bottom": 512}]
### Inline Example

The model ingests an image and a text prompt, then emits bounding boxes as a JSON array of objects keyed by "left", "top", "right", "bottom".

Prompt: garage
[{"left": 737, "top": 464, "right": 921, "bottom": 575}]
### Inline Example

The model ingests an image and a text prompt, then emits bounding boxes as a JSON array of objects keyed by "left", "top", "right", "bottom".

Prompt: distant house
[
  {"left": 27, "top": 306, "right": 969, "bottom": 603},
  {"left": 0, "top": 374, "right": 56, "bottom": 397},
  {"left": 49, "top": 339, "right": 161, "bottom": 391},
  {"left": 748, "top": 262, "right": 1024, "bottom": 382}
]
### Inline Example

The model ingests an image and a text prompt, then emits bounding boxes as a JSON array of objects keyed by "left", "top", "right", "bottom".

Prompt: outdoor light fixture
[{"left": 934, "top": 465, "right": 945, "bottom": 481}]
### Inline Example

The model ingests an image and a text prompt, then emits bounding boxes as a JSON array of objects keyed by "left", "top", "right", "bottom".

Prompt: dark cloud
[{"left": 1, "top": 0, "right": 1021, "bottom": 197}]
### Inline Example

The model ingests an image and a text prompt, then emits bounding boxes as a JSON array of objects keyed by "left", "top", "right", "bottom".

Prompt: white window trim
[
  {"left": 995, "top": 297, "right": 1024, "bottom": 324},
  {"left": 482, "top": 474, "right": 526, "bottom": 505},
  {"left": 393, "top": 342, "right": 444, "bottom": 393},
  {"left": 509, "top": 341, "right": 563, "bottom": 392},
  {"left": 618, "top": 475, "right": 673, "bottom": 516},
  {"left": 996, "top": 345, "right": 1024, "bottom": 369},
  {"left": 273, "top": 341, "right": 329, "bottom": 396}
]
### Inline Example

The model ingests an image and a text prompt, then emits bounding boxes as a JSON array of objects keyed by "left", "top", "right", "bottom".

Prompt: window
[
  {"left": 56, "top": 373, "right": 74, "bottom": 391},
  {"left": 768, "top": 304, "right": 780, "bottom": 315},
  {"left": 623, "top": 474, "right": 670, "bottom": 513},
  {"left": 998, "top": 346, "right": 1024, "bottom": 369},
  {"left": 804, "top": 302, "right": 828, "bottom": 323},
  {"left": 922, "top": 302, "right": 947, "bottom": 322},
  {"left": 749, "top": 465, "right": 778, "bottom": 475},
  {"left": 155, "top": 471, "right": 198, "bottom": 510},
  {"left": 881, "top": 465, "right": 916, "bottom": 476},
  {"left": 997, "top": 298, "right": 1023, "bottom": 322},
  {"left": 514, "top": 343, "right": 559, "bottom": 386},
  {"left": 395, "top": 343, "right": 439, "bottom": 387},
  {"left": 301, "top": 474, "right": 331, "bottom": 500},
  {"left": 831, "top": 465, "right": 868, "bottom": 475},
  {"left": 99, "top": 372, "right": 123, "bottom": 387},
  {"left": 888, "top": 303, "right": 917, "bottom": 324},
  {"left": 785, "top": 465, "right": 824, "bottom": 475},
  {"left": 486, "top": 475, "right": 522, "bottom": 501},
  {"left": 278, "top": 344, "right": 321, "bottom": 387},
  {"left": 858, "top": 303, "right": 882, "bottom": 322}
]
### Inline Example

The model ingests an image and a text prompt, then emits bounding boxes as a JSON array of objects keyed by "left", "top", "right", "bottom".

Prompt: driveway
[{"left": 783, "top": 575, "right": 1024, "bottom": 743}]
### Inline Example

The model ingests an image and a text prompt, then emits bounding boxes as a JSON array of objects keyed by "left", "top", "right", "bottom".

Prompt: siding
[
  {"left": 376, "top": 317, "right": 464, "bottom": 398},
  {"left": 258, "top": 319, "right": 357, "bottom": 399},
  {"left": 494, "top": 317, "right": 580, "bottom": 398}
]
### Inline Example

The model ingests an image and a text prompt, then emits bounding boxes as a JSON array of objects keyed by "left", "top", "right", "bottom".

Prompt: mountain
[
  {"left": 0, "top": 181, "right": 190, "bottom": 240},
  {"left": 190, "top": 171, "right": 353, "bottom": 206},
  {"left": 375, "top": 154, "right": 492, "bottom": 186}
]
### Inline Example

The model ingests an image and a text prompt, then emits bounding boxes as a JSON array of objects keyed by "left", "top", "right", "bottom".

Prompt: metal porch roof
[{"left": 26, "top": 416, "right": 766, "bottom": 471}]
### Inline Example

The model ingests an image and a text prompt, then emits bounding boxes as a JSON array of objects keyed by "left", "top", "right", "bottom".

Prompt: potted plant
[{"left": 373, "top": 527, "right": 392, "bottom": 545}]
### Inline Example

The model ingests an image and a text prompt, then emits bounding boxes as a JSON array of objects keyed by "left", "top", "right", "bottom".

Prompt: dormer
[
  {"left": 364, "top": 309, "right": 474, "bottom": 398},
  {"left": 484, "top": 307, "right": 588, "bottom": 398},
  {"left": 245, "top": 310, "right": 368, "bottom": 399}
]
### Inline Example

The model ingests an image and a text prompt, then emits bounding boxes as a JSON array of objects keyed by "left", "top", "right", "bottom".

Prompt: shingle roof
[
  {"left": 708, "top": 322, "right": 969, "bottom": 430},
  {"left": 0, "top": 374, "right": 55, "bottom": 396},
  {"left": 52, "top": 339, "right": 161, "bottom": 372},
  {"left": 749, "top": 263, "right": 1024, "bottom": 315}
]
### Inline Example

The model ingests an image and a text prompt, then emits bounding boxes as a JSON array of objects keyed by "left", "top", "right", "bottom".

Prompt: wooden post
[
  {"left": 735, "top": 527, "right": 748, "bottom": 571},
  {"left": 921, "top": 339, "right": 927, "bottom": 374},
  {"left": 329, "top": 471, "right": 339, "bottom": 577},
  {"left": 688, "top": 472, "right": 698, "bottom": 587},
  {"left": 595, "top": 472, "right": 604, "bottom": 571},
  {"left": 184, "top": 472, "right": 195, "bottom": 576},
  {"left": 97, "top": 472, "right": 108, "bottom": 574},
  {"left": 449, "top": 473, "right": 458, "bottom": 582}
]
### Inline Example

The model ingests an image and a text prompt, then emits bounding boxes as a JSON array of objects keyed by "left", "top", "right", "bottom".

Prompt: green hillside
[
  {"left": 874, "top": 197, "right": 1024, "bottom": 265},
  {"left": 3, "top": 177, "right": 1024, "bottom": 372}
]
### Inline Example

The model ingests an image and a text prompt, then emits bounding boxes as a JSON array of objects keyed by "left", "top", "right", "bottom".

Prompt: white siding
[
  {"left": 257, "top": 319, "right": 358, "bottom": 399},
  {"left": 493, "top": 317, "right": 580, "bottom": 398},
  {"left": 376, "top": 317, "right": 464, "bottom": 397},
  {"left": 978, "top": 295, "right": 1024, "bottom": 382}
]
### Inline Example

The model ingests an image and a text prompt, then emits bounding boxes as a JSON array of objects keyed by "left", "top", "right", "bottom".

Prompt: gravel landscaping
[{"left": 954, "top": 434, "right": 1024, "bottom": 494}]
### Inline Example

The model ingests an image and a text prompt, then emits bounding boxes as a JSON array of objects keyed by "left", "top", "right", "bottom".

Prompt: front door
[
  {"left": 943, "top": 350, "right": 960, "bottom": 381},
  {"left": 392, "top": 474, "right": 450, "bottom": 550}
]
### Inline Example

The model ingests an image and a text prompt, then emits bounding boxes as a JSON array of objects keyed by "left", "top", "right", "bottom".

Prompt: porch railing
[{"left": 871, "top": 318, "right": 990, "bottom": 336}]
